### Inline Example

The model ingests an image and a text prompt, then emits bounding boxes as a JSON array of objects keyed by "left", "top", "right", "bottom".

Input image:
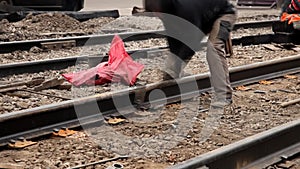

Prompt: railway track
[
  {"left": 2, "top": 32, "right": 300, "bottom": 77},
  {"left": 233, "top": 19, "right": 279, "bottom": 30},
  {"left": 0, "top": 30, "right": 297, "bottom": 113},
  {"left": 170, "top": 118, "right": 300, "bottom": 169},
  {"left": 0, "top": 19, "right": 279, "bottom": 54},
  {"left": 0, "top": 46, "right": 166, "bottom": 77},
  {"left": 0, "top": 53, "right": 299, "bottom": 146},
  {"left": 0, "top": 13, "right": 299, "bottom": 168},
  {"left": 0, "top": 54, "right": 299, "bottom": 168},
  {"left": 0, "top": 30, "right": 165, "bottom": 54},
  {"left": 0, "top": 22, "right": 298, "bottom": 139}
]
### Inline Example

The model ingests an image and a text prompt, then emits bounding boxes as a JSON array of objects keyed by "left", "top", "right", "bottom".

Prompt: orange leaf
[
  {"left": 107, "top": 117, "right": 126, "bottom": 125},
  {"left": 53, "top": 128, "right": 77, "bottom": 137},
  {"left": 284, "top": 75, "right": 298, "bottom": 79},
  {"left": 236, "top": 86, "right": 251, "bottom": 91},
  {"left": 259, "top": 80, "right": 274, "bottom": 85},
  {"left": 8, "top": 140, "right": 37, "bottom": 149}
]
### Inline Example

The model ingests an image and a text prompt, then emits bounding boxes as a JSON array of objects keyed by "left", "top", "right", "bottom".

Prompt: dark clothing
[
  {"left": 284, "top": 0, "right": 300, "bottom": 13},
  {"left": 281, "top": 0, "right": 292, "bottom": 12},
  {"left": 144, "top": 0, "right": 236, "bottom": 104},
  {"left": 145, "top": 0, "right": 236, "bottom": 60},
  {"left": 145, "top": 0, "right": 235, "bottom": 34}
]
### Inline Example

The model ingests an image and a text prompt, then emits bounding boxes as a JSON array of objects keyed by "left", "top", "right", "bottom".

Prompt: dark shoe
[
  {"left": 132, "top": 6, "right": 146, "bottom": 15},
  {"left": 163, "top": 73, "right": 174, "bottom": 81},
  {"left": 162, "top": 72, "right": 178, "bottom": 81}
]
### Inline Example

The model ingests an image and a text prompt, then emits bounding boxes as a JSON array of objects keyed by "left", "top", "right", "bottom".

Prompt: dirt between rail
[
  {"left": 0, "top": 13, "right": 115, "bottom": 42},
  {"left": 0, "top": 43, "right": 299, "bottom": 168},
  {"left": 0, "top": 73, "right": 298, "bottom": 169},
  {"left": 0, "top": 8, "right": 280, "bottom": 42},
  {"left": 0, "top": 8, "right": 281, "bottom": 66},
  {"left": 0, "top": 43, "right": 299, "bottom": 114},
  {"left": 0, "top": 25, "right": 274, "bottom": 65},
  {"left": 0, "top": 8, "right": 280, "bottom": 64}
]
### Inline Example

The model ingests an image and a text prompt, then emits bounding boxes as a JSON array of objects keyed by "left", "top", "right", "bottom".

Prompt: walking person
[{"left": 143, "top": 0, "right": 237, "bottom": 107}]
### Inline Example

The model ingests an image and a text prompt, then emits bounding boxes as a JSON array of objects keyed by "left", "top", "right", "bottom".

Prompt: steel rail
[
  {"left": 1, "top": 33, "right": 300, "bottom": 77},
  {"left": 232, "top": 33, "right": 300, "bottom": 46},
  {"left": 0, "top": 30, "right": 165, "bottom": 53},
  {"left": 0, "top": 46, "right": 168, "bottom": 77},
  {"left": 236, "top": 6, "right": 276, "bottom": 10},
  {"left": 233, "top": 19, "right": 278, "bottom": 30},
  {"left": 0, "top": 20, "right": 281, "bottom": 54},
  {"left": 0, "top": 54, "right": 299, "bottom": 147},
  {"left": 0, "top": 13, "right": 9, "bottom": 20},
  {"left": 169, "top": 119, "right": 300, "bottom": 169}
]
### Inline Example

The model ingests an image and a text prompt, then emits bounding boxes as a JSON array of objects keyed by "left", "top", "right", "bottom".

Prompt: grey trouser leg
[{"left": 207, "top": 14, "right": 237, "bottom": 101}]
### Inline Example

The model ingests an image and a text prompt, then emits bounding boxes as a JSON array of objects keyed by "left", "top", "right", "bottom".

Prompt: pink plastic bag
[{"left": 62, "top": 35, "right": 144, "bottom": 86}]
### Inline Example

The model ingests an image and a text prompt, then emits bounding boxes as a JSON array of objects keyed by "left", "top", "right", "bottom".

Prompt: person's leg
[
  {"left": 207, "top": 14, "right": 236, "bottom": 106},
  {"left": 164, "top": 37, "right": 195, "bottom": 80}
]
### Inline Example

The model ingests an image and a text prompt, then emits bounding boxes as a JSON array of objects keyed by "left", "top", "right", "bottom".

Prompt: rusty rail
[
  {"left": 2, "top": 33, "right": 300, "bottom": 77},
  {"left": 0, "top": 20, "right": 281, "bottom": 53},
  {"left": 169, "top": 119, "right": 300, "bottom": 169},
  {"left": 0, "top": 54, "right": 299, "bottom": 147}
]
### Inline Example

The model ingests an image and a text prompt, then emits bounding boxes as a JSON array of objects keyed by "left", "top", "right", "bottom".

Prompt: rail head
[{"left": 169, "top": 119, "right": 300, "bottom": 169}]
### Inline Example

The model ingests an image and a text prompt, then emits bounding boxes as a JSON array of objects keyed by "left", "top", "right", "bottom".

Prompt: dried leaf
[
  {"left": 259, "top": 80, "right": 274, "bottom": 85},
  {"left": 107, "top": 117, "right": 126, "bottom": 125},
  {"left": 284, "top": 75, "right": 298, "bottom": 79},
  {"left": 8, "top": 140, "right": 37, "bottom": 149},
  {"left": 53, "top": 128, "right": 77, "bottom": 137},
  {"left": 277, "top": 161, "right": 296, "bottom": 168},
  {"left": 236, "top": 86, "right": 251, "bottom": 91}
]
